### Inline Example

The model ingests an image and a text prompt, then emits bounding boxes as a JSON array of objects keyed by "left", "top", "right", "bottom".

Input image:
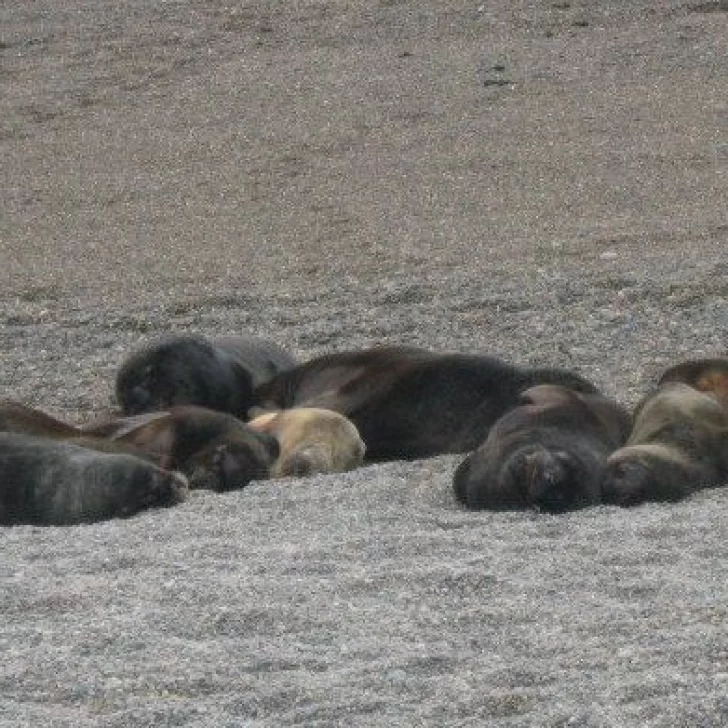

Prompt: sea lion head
[
  {"left": 601, "top": 444, "right": 695, "bottom": 507},
  {"left": 500, "top": 445, "right": 602, "bottom": 513},
  {"left": 116, "top": 335, "right": 236, "bottom": 415},
  {"left": 79, "top": 456, "right": 189, "bottom": 523},
  {"left": 185, "top": 428, "right": 280, "bottom": 492}
]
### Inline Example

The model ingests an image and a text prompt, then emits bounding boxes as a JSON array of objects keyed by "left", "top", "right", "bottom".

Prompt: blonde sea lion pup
[
  {"left": 601, "top": 382, "right": 728, "bottom": 506},
  {"left": 248, "top": 407, "right": 366, "bottom": 478}
]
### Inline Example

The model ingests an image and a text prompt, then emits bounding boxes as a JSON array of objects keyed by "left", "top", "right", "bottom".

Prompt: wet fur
[
  {"left": 253, "top": 346, "right": 600, "bottom": 460},
  {"left": 0, "top": 433, "right": 188, "bottom": 526},
  {"left": 115, "top": 334, "right": 296, "bottom": 418},
  {"left": 83, "top": 405, "right": 280, "bottom": 491},
  {"left": 248, "top": 407, "right": 365, "bottom": 478},
  {"left": 602, "top": 383, "right": 728, "bottom": 506},
  {"left": 453, "top": 385, "right": 631, "bottom": 512}
]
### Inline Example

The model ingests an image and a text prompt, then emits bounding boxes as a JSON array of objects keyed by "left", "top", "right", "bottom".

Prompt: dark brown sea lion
[
  {"left": 248, "top": 407, "right": 366, "bottom": 477},
  {"left": 0, "top": 433, "right": 188, "bottom": 526},
  {"left": 453, "top": 385, "right": 631, "bottom": 512},
  {"left": 253, "top": 346, "right": 600, "bottom": 460},
  {"left": 601, "top": 382, "right": 728, "bottom": 507},
  {"left": 0, "top": 400, "right": 159, "bottom": 462},
  {"left": 0, "top": 399, "right": 83, "bottom": 438},
  {"left": 657, "top": 356, "right": 728, "bottom": 408},
  {"left": 82, "top": 405, "right": 280, "bottom": 491},
  {"left": 115, "top": 333, "right": 296, "bottom": 417}
]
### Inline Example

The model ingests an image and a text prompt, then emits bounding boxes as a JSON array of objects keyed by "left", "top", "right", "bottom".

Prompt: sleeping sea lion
[
  {"left": 253, "top": 346, "right": 599, "bottom": 460},
  {"left": 0, "top": 400, "right": 161, "bottom": 462},
  {"left": 248, "top": 407, "right": 365, "bottom": 477},
  {"left": 601, "top": 382, "right": 728, "bottom": 507},
  {"left": 82, "top": 405, "right": 280, "bottom": 491},
  {"left": 115, "top": 333, "right": 296, "bottom": 417},
  {"left": 0, "top": 433, "right": 188, "bottom": 526},
  {"left": 0, "top": 399, "right": 83, "bottom": 438},
  {"left": 453, "top": 384, "right": 631, "bottom": 512}
]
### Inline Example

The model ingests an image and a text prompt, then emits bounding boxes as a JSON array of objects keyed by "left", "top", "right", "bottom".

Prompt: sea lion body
[
  {"left": 116, "top": 334, "right": 296, "bottom": 417},
  {"left": 658, "top": 357, "right": 728, "bottom": 408},
  {"left": 0, "top": 433, "right": 188, "bottom": 526},
  {"left": 249, "top": 407, "right": 365, "bottom": 477},
  {"left": 602, "top": 382, "right": 728, "bottom": 506},
  {"left": 0, "top": 399, "right": 83, "bottom": 438},
  {"left": 453, "top": 385, "right": 631, "bottom": 512},
  {"left": 253, "top": 346, "right": 599, "bottom": 460},
  {"left": 0, "top": 400, "right": 160, "bottom": 462}
]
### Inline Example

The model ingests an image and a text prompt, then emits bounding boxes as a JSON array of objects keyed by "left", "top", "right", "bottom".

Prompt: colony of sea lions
[{"left": 2, "top": 331, "right": 728, "bottom": 525}]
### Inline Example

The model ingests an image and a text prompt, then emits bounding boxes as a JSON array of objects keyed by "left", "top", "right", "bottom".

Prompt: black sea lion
[
  {"left": 115, "top": 334, "right": 296, "bottom": 417},
  {"left": 82, "top": 405, "right": 279, "bottom": 491},
  {"left": 601, "top": 382, "right": 728, "bottom": 507},
  {"left": 657, "top": 356, "right": 728, "bottom": 408},
  {"left": 0, "top": 433, "right": 188, "bottom": 526},
  {"left": 253, "top": 346, "right": 599, "bottom": 460},
  {"left": 453, "top": 385, "right": 631, "bottom": 512},
  {"left": 248, "top": 407, "right": 366, "bottom": 477}
]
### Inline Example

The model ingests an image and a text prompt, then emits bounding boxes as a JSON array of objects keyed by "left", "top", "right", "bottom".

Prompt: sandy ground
[{"left": 2, "top": 0, "right": 728, "bottom": 725}]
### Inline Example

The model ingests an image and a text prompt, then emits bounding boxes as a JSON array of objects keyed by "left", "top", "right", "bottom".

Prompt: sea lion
[
  {"left": 0, "top": 433, "right": 188, "bottom": 526},
  {"left": 657, "top": 356, "right": 728, "bottom": 408},
  {"left": 248, "top": 407, "right": 366, "bottom": 477},
  {"left": 453, "top": 385, "right": 631, "bottom": 512},
  {"left": 253, "top": 346, "right": 599, "bottom": 460},
  {"left": 115, "top": 333, "right": 296, "bottom": 417},
  {"left": 0, "top": 399, "right": 83, "bottom": 438},
  {"left": 601, "top": 382, "right": 728, "bottom": 507},
  {"left": 82, "top": 405, "right": 280, "bottom": 491},
  {"left": 0, "top": 400, "right": 161, "bottom": 462}
]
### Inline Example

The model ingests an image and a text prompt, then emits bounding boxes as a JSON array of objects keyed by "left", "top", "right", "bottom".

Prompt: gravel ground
[{"left": 2, "top": 0, "right": 728, "bottom": 725}]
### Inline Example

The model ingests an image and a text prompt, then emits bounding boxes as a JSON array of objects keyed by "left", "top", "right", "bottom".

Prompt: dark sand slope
[{"left": 2, "top": 0, "right": 728, "bottom": 725}]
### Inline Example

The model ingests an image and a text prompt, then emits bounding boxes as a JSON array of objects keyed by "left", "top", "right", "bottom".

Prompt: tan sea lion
[
  {"left": 248, "top": 407, "right": 365, "bottom": 477},
  {"left": 657, "top": 356, "right": 728, "bottom": 408},
  {"left": 602, "top": 383, "right": 728, "bottom": 506}
]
